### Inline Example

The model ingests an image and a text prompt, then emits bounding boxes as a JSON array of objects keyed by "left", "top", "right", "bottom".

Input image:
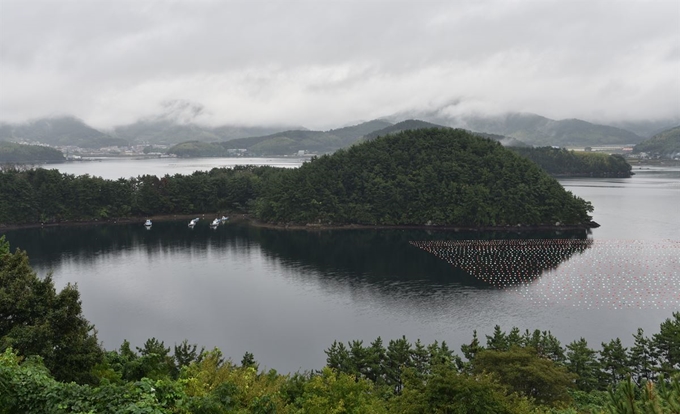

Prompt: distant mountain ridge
[
  {"left": 170, "top": 120, "right": 394, "bottom": 156},
  {"left": 364, "top": 120, "right": 529, "bottom": 147},
  {"left": 0, "top": 117, "right": 301, "bottom": 148},
  {"left": 608, "top": 118, "right": 680, "bottom": 138},
  {"left": 169, "top": 119, "right": 533, "bottom": 157},
  {"left": 111, "top": 120, "right": 291, "bottom": 145},
  {"left": 0, "top": 111, "right": 662, "bottom": 150},
  {"left": 363, "top": 120, "right": 447, "bottom": 141},
  {"left": 633, "top": 125, "right": 680, "bottom": 156},
  {"left": 218, "top": 120, "right": 393, "bottom": 155},
  {"left": 387, "top": 110, "right": 644, "bottom": 147},
  {"left": 111, "top": 120, "right": 220, "bottom": 144},
  {"left": 0, "top": 117, "right": 128, "bottom": 148}
]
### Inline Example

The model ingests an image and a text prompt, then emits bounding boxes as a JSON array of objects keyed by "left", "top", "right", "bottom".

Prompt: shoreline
[
  {"left": 0, "top": 213, "right": 235, "bottom": 231},
  {"left": 1, "top": 213, "right": 596, "bottom": 233}
]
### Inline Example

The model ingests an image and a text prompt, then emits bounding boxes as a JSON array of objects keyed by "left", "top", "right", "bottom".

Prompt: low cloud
[{"left": 1, "top": 0, "right": 678, "bottom": 129}]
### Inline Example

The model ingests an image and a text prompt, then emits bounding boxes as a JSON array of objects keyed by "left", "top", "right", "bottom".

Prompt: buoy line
[{"left": 410, "top": 239, "right": 680, "bottom": 309}]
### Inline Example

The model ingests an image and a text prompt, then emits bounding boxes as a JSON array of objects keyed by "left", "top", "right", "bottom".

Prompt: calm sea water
[{"left": 3, "top": 164, "right": 679, "bottom": 373}]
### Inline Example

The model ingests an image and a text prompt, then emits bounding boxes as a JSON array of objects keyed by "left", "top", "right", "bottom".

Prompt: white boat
[
  {"left": 220, "top": 216, "right": 229, "bottom": 222},
  {"left": 210, "top": 218, "right": 220, "bottom": 228},
  {"left": 144, "top": 219, "right": 152, "bottom": 227},
  {"left": 188, "top": 218, "right": 199, "bottom": 227}
]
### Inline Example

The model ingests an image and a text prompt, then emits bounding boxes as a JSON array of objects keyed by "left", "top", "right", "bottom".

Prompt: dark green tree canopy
[
  {"left": 253, "top": 128, "right": 594, "bottom": 227},
  {"left": 0, "top": 142, "right": 65, "bottom": 163},
  {"left": 509, "top": 146, "right": 632, "bottom": 177},
  {"left": 0, "top": 236, "right": 102, "bottom": 384}
]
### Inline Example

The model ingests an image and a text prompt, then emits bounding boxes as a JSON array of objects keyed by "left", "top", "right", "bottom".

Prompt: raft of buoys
[{"left": 410, "top": 239, "right": 679, "bottom": 310}]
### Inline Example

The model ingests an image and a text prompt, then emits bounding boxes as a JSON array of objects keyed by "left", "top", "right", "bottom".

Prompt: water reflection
[
  {"left": 3, "top": 220, "right": 676, "bottom": 373},
  {"left": 5, "top": 221, "right": 254, "bottom": 270},
  {"left": 6, "top": 221, "right": 589, "bottom": 291},
  {"left": 232, "top": 224, "right": 590, "bottom": 287},
  {"left": 411, "top": 239, "right": 593, "bottom": 288},
  {"left": 3, "top": 169, "right": 677, "bottom": 372},
  {"left": 17, "top": 222, "right": 664, "bottom": 311}
]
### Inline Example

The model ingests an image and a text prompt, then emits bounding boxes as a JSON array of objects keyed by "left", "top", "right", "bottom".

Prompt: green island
[
  {"left": 1, "top": 236, "right": 679, "bottom": 413},
  {"left": 252, "top": 128, "right": 594, "bottom": 227},
  {"left": 0, "top": 142, "right": 65, "bottom": 164},
  {"left": 0, "top": 128, "right": 595, "bottom": 228},
  {"left": 509, "top": 146, "right": 632, "bottom": 178}
]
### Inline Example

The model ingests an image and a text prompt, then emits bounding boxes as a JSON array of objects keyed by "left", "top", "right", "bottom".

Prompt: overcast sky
[{"left": 1, "top": 0, "right": 678, "bottom": 129}]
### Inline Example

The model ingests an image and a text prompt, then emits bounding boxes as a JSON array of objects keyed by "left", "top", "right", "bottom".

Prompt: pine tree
[
  {"left": 629, "top": 328, "right": 657, "bottom": 385},
  {"left": 385, "top": 336, "right": 412, "bottom": 394},
  {"left": 566, "top": 338, "right": 600, "bottom": 392},
  {"left": 486, "top": 325, "right": 509, "bottom": 351},
  {"left": 651, "top": 312, "right": 680, "bottom": 377},
  {"left": 366, "top": 337, "right": 387, "bottom": 385},
  {"left": 600, "top": 338, "right": 630, "bottom": 386}
]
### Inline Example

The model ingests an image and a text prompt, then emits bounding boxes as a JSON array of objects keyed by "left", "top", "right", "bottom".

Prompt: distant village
[
  {"left": 17, "top": 139, "right": 678, "bottom": 162},
  {"left": 8, "top": 138, "right": 324, "bottom": 160},
  {"left": 62, "top": 144, "right": 174, "bottom": 160}
]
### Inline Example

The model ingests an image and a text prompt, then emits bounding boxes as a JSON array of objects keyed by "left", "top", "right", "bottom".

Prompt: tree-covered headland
[
  {"left": 1, "top": 237, "right": 679, "bottom": 413},
  {"left": 253, "top": 128, "right": 594, "bottom": 227},
  {"left": 0, "top": 142, "right": 65, "bottom": 163},
  {"left": 1, "top": 128, "right": 595, "bottom": 228},
  {"left": 509, "top": 146, "right": 632, "bottom": 178},
  {"left": 0, "top": 165, "right": 267, "bottom": 225}
]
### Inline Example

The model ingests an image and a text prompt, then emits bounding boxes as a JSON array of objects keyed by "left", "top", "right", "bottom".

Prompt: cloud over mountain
[{"left": 1, "top": 0, "right": 678, "bottom": 129}]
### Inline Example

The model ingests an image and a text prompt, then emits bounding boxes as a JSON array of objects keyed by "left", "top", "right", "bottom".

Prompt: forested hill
[
  {"left": 0, "top": 117, "right": 128, "bottom": 148},
  {"left": 0, "top": 129, "right": 594, "bottom": 227},
  {"left": 633, "top": 125, "right": 680, "bottom": 157},
  {"left": 461, "top": 114, "right": 643, "bottom": 147},
  {"left": 509, "top": 147, "right": 632, "bottom": 177},
  {"left": 471, "top": 131, "right": 528, "bottom": 147},
  {"left": 0, "top": 142, "right": 65, "bottom": 163},
  {"left": 168, "top": 120, "right": 393, "bottom": 156},
  {"left": 252, "top": 128, "right": 594, "bottom": 227},
  {"left": 362, "top": 120, "right": 447, "bottom": 141},
  {"left": 220, "top": 119, "right": 393, "bottom": 154},
  {"left": 364, "top": 120, "right": 529, "bottom": 147},
  {"left": 327, "top": 119, "right": 394, "bottom": 141},
  {"left": 406, "top": 112, "right": 644, "bottom": 147}
]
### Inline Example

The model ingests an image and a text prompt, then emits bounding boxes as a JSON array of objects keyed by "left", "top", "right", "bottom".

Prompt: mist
[{"left": 1, "top": 0, "right": 678, "bottom": 130}]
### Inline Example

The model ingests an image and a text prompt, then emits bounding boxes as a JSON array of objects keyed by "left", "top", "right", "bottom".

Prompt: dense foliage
[
  {"left": 0, "top": 236, "right": 102, "bottom": 384},
  {"left": 0, "top": 166, "right": 269, "bottom": 224},
  {"left": 361, "top": 119, "right": 447, "bottom": 141},
  {"left": 1, "top": 239, "right": 679, "bottom": 413},
  {"left": 365, "top": 120, "right": 529, "bottom": 147},
  {"left": 253, "top": 128, "right": 594, "bottom": 226},
  {"left": 166, "top": 141, "right": 233, "bottom": 157},
  {"left": 633, "top": 126, "right": 680, "bottom": 157},
  {"left": 0, "top": 142, "right": 65, "bottom": 163},
  {"left": 0, "top": 129, "right": 595, "bottom": 228},
  {"left": 509, "top": 146, "right": 632, "bottom": 177}
]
